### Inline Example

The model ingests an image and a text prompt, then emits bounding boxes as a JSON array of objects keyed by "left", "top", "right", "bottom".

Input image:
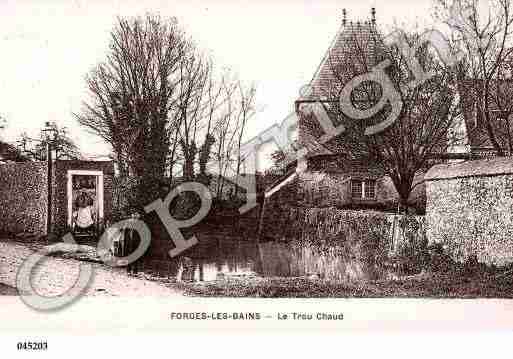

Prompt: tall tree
[
  {"left": 76, "top": 14, "right": 256, "bottom": 207},
  {"left": 233, "top": 81, "right": 257, "bottom": 197},
  {"left": 212, "top": 79, "right": 241, "bottom": 197},
  {"left": 175, "top": 48, "right": 209, "bottom": 180},
  {"left": 435, "top": 0, "right": 513, "bottom": 155},
  {"left": 76, "top": 15, "right": 189, "bottom": 206}
]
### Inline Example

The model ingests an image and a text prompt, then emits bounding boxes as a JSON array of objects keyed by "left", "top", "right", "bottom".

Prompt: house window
[
  {"left": 351, "top": 180, "right": 362, "bottom": 199},
  {"left": 351, "top": 179, "right": 376, "bottom": 200},
  {"left": 495, "top": 112, "right": 509, "bottom": 122},
  {"left": 364, "top": 179, "right": 376, "bottom": 199}
]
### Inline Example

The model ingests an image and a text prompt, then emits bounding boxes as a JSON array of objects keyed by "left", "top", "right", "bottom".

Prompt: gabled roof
[
  {"left": 302, "top": 20, "right": 385, "bottom": 101},
  {"left": 297, "top": 17, "right": 387, "bottom": 158}
]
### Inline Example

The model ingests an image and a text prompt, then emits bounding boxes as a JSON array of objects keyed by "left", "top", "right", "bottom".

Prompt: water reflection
[{"left": 151, "top": 239, "right": 377, "bottom": 283}]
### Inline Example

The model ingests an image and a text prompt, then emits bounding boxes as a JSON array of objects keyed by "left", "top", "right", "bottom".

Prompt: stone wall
[
  {"left": 298, "top": 156, "right": 426, "bottom": 212},
  {"left": 426, "top": 175, "right": 513, "bottom": 266},
  {"left": 0, "top": 162, "right": 48, "bottom": 236},
  {"left": 426, "top": 158, "right": 513, "bottom": 266},
  {"left": 0, "top": 160, "right": 115, "bottom": 237}
]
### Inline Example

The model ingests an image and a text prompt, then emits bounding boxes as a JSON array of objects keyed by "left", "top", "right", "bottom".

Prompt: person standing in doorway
[{"left": 73, "top": 191, "right": 96, "bottom": 232}]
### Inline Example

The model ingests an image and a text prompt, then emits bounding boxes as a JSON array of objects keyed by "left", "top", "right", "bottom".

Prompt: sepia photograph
[{"left": 1, "top": 0, "right": 513, "bottom": 355}]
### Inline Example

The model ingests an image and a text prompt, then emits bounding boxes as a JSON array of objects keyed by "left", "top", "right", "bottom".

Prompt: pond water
[{"left": 145, "top": 239, "right": 376, "bottom": 283}]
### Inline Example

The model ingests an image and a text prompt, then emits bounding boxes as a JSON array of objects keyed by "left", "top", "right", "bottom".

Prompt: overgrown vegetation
[
  {"left": 17, "top": 123, "right": 81, "bottom": 161},
  {"left": 178, "top": 268, "right": 513, "bottom": 298}
]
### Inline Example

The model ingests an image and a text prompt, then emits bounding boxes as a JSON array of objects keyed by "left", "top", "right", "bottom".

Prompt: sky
[{"left": 0, "top": 0, "right": 434, "bottom": 168}]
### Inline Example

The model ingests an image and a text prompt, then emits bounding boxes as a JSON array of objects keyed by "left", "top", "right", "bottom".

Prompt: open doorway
[{"left": 67, "top": 170, "right": 104, "bottom": 238}]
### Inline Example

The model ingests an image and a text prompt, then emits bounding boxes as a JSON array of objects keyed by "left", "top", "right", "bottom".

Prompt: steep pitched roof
[
  {"left": 303, "top": 20, "right": 385, "bottom": 101},
  {"left": 297, "top": 18, "right": 387, "bottom": 158}
]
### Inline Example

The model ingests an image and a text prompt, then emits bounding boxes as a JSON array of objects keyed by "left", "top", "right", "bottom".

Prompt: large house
[
  {"left": 267, "top": 10, "right": 426, "bottom": 213},
  {"left": 264, "top": 8, "right": 513, "bottom": 214}
]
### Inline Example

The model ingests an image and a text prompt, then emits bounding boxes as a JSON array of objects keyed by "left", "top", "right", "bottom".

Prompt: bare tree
[
  {"left": 18, "top": 124, "right": 81, "bottom": 161},
  {"left": 175, "top": 49, "right": 210, "bottom": 181},
  {"left": 196, "top": 62, "right": 227, "bottom": 180},
  {"left": 232, "top": 81, "right": 257, "bottom": 197},
  {"left": 75, "top": 15, "right": 189, "bottom": 206},
  {"left": 213, "top": 80, "right": 239, "bottom": 197},
  {"left": 435, "top": 0, "right": 513, "bottom": 155},
  {"left": 178, "top": 66, "right": 258, "bottom": 194},
  {"left": 76, "top": 14, "right": 256, "bottom": 208}
]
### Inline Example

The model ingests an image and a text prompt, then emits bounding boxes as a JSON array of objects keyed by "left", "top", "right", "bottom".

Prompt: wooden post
[
  {"left": 46, "top": 141, "right": 53, "bottom": 237},
  {"left": 256, "top": 195, "right": 267, "bottom": 243}
]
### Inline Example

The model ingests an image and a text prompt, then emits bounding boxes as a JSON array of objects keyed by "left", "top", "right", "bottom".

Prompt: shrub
[
  {"left": 392, "top": 215, "right": 429, "bottom": 275},
  {"left": 112, "top": 176, "right": 139, "bottom": 221}
]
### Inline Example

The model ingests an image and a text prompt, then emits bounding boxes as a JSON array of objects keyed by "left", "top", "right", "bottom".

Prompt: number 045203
[{"left": 17, "top": 341, "right": 48, "bottom": 351}]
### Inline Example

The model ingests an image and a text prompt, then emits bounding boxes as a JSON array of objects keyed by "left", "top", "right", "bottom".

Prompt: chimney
[
  {"left": 342, "top": 8, "right": 347, "bottom": 26},
  {"left": 371, "top": 7, "right": 376, "bottom": 24}
]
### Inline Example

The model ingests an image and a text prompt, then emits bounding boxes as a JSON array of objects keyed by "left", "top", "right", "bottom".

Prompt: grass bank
[
  {"left": 178, "top": 271, "right": 513, "bottom": 298},
  {"left": 0, "top": 283, "right": 18, "bottom": 296}
]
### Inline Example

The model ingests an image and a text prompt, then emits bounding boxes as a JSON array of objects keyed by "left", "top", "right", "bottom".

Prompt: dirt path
[{"left": 0, "top": 241, "right": 183, "bottom": 297}]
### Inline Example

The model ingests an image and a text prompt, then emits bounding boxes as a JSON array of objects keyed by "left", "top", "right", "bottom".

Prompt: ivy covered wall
[
  {"left": 0, "top": 160, "right": 115, "bottom": 237},
  {"left": 0, "top": 162, "right": 48, "bottom": 236}
]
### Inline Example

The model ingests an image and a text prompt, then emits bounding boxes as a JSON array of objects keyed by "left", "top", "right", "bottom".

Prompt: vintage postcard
[{"left": 1, "top": 0, "right": 513, "bottom": 355}]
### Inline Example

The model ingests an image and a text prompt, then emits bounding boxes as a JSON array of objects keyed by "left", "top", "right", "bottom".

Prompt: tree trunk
[{"left": 391, "top": 174, "right": 414, "bottom": 214}]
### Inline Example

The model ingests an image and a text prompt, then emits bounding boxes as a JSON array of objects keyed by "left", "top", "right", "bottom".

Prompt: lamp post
[{"left": 42, "top": 121, "right": 57, "bottom": 237}]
